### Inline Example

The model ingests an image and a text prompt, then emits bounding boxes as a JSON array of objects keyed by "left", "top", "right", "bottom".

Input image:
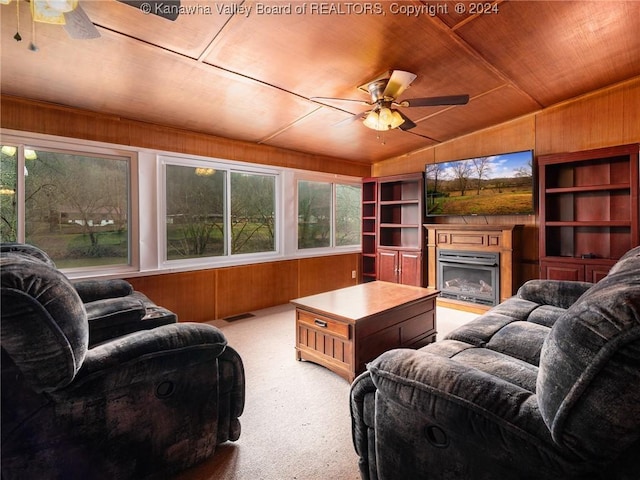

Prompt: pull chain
[{"left": 14, "top": 0, "right": 22, "bottom": 41}]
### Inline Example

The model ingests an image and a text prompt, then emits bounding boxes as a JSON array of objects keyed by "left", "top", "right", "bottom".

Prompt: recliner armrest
[
  {"left": 73, "top": 279, "right": 134, "bottom": 303},
  {"left": 362, "top": 348, "right": 580, "bottom": 479},
  {"left": 368, "top": 348, "right": 547, "bottom": 434},
  {"left": 78, "top": 322, "right": 228, "bottom": 376}
]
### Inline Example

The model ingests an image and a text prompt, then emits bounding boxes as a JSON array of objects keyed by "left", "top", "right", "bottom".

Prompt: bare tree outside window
[
  {"left": 0, "top": 146, "right": 18, "bottom": 242},
  {"left": 298, "top": 181, "right": 331, "bottom": 248},
  {"left": 230, "top": 172, "right": 275, "bottom": 254},
  {"left": 166, "top": 165, "right": 226, "bottom": 259},
  {"left": 298, "top": 180, "right": 361, "bottom": 249},
  {"left": 336, "top": 184, "right": 361, "bottom": 246},
  {"left": 165, "top": 166, "right": 277, "bottom": 260},
  {"left": 22, "top": 150, "right": 129, "bottom": 268}
]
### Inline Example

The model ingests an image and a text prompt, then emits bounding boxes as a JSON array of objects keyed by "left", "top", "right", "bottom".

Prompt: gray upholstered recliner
[
  {"left": 351, "top": 246, "right": 640, "bottom": 480},
  {"left": 0, "top": 242, "right": 177, "bottom": 346},
  {"left": 1, "top": 252, "right": 245, "bottom": 479}
]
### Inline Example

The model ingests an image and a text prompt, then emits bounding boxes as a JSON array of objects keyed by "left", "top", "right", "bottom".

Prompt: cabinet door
[
  {"left": 586, "top": 264, "right": 613, "bottom": 283},
  {"left": 378, "top": 250, "right": 398, "bottom": 283},
  {"left": 541, "top": 262, "right": 585, "bottom": 281},
  {"left": 399, "top": 251, "right": 422, "bottom": 286}
]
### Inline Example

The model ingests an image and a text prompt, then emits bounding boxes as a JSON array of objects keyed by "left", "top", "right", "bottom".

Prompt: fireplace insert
[{"left": 437, "top": 250, "right": 499, "bottom": 306}]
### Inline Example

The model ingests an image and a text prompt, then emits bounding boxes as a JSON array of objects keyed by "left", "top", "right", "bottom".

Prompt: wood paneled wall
[
  {"left": 126, "top": 253, "right": 360, "bottom": 322},
  {"left": 0, "top": 95, "right": 370, "bottom": 178}
]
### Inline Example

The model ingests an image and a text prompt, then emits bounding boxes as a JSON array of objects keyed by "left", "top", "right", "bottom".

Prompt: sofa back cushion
[
  {"left": 537, "top": 256, "right": 640, "bottom": 461},
  {"left": 1, "top": 254, "right": 88, "bottom": 392}
]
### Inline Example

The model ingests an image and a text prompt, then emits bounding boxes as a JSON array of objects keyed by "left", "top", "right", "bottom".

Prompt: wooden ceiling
[{"left": 1, "top": 1, "right": 639, "bottom": 165}]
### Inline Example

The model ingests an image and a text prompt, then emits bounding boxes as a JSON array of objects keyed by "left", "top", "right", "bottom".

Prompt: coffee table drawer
[{"left": 297, "top": 311, "right": 350, "bottom": 340}]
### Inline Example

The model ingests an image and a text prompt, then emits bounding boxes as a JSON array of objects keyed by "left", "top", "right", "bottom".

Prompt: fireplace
[{"left": 437, "top": 250, "right": 499, "bottom": 306}]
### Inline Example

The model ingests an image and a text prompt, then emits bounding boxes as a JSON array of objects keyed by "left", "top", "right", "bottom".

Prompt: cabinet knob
[{"left": 314, "top": 319, "right": 328, "bottom": 328}]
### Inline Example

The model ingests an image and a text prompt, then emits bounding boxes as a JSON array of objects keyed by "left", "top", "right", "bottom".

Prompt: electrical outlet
[{"left": 351, "top": 270, "right": 357, "bottom": 279}]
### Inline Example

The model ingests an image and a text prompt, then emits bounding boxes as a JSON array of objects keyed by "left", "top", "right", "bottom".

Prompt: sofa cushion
[
  {"left": 485, "top": 321, "right": 551, "bottom": 366},
  {"left": 423, "top": 339, "right": 540, "bottom": 392},
  {"left": 537, "top": 263, "right": 640, "bottom": 461},
  {"left": 0, "top": 254, "right": 88, "bottom": 392}
]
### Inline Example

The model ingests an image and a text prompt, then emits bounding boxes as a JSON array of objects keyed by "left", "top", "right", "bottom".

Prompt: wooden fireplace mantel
[{"left": 423, "top": 224, "right": 523, "bottom": 312}]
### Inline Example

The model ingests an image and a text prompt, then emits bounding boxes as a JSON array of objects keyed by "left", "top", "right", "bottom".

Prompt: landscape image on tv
[{"left": 425, "top": 150, "right": 534, "bottom": 216}]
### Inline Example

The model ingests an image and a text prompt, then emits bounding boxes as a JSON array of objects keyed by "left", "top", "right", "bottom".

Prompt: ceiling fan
[
  {"left": 4, "top": 0, "right": 180, "bottom": 44},
  {"left": 312, "top": 70, "right": 469, "bottom": 132}
]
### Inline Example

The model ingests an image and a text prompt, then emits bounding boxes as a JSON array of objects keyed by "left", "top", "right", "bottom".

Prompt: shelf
[
  {"left": 379, "top": 200, "right": 420, "bottom": 206},
  {"left": 538, "top": 144, "right": 639, "bottom": 277},
  {"left": 363, "top": 173, "right": 424, "bottom": 285},
  {"left": 545, "top": 221, "right": 632, "bottom": 227},
  {"left": 380, "top": 223, "right": 420, "bottom": 228},
  {"left": 546, "top": 183, "right": 630, "bottom": 194}
]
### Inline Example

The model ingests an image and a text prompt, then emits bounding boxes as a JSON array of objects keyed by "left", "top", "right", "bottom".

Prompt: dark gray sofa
[{"left": 351, "top": 246, "right": 640, "bottom": 480}]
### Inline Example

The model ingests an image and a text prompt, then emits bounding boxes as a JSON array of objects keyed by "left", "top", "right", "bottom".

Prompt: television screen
[{"left": 425, "top": 150, "right": 534, "bottom": 216}]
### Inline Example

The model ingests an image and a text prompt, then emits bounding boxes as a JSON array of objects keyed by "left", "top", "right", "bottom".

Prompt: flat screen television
[{"left": 425, "top": 150, "right": 535, "bottom": 216}]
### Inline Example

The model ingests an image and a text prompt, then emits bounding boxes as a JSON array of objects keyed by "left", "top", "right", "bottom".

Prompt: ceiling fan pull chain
[
  {"left": 29, "top": 11, "right": 38, "bottom": 52},
  {"left": 14, "top": 0, "right": 22, "bottom": 42}
]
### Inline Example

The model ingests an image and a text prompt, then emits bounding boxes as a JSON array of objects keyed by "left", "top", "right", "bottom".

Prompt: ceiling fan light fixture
[
  {"left": 363, "top": 107, "right": 405, "bottom": 131},
  {"left": 31, "top": 0, "right": 67, "bottom": 24},
  {"left": 46, "top": 0, "right": 79, "bottom": 12},
  {"left": 389, "top": 109, "right": 405, "bottom": 129},
  {"left": 363, "top": 110, "right": 382, "bottom": 130}
]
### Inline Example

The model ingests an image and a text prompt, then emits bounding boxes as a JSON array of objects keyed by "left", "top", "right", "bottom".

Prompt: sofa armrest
[
  {"left": 73, "top": 279, "right": 134, "bottom": 303},
  {"left": 517, "top": 279, "right": 594, "bottom": 310}
]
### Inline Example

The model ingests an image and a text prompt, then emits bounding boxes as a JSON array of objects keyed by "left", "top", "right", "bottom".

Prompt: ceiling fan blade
[
  {"left": 397, "top": 111, "right": 417, "bottom": 131},
  {"left": 401, "top": 95, "right": 470, "bottom": 107},
  {"left": 311, "top": 97, "right": 372, "bottom": 107},
  {"left": 63, "top": 6, "right": 100, "bottom": 39},
  {"left": 333, "top": 111, "right": 369, "bottom": 127},
  {"left": 382, "top": 70, "right": 417, "bottom": 99},
  {"left": 117, "top": 0, "right": 181, "bottom": 20}
]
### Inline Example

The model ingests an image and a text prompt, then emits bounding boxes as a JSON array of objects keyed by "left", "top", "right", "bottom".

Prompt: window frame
[
  {"left": 159, "top": 154, "right": 283, "bottom": 269},
  {"left": 1, "top": 133, "right": 139, "bottom": 278},
  {"left": 294, "top": 174, "right": 362, "bottom": 254}
]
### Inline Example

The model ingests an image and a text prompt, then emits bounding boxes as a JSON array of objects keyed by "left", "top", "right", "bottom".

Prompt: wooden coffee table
[{"left": 291, "top": 281, "right": 439, "bottom": 382}]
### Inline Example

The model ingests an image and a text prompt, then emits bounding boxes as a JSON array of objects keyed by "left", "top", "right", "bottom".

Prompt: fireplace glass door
[{"left": 437, "top": 250, "right": 499, "bottom": 306}]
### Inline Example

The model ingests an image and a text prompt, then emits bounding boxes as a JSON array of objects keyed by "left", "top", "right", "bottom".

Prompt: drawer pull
[{"left": 314, "top": 319, "right": 328, "bottom": 328}]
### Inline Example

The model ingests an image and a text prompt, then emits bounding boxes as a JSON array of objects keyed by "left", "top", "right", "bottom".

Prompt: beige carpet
[{"left": 175, "top": 303, "right": 476, "bottom": 480}]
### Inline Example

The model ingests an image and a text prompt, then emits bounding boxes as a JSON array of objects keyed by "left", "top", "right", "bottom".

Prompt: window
[
  {"left": 0, "top": 145, "right": 131, "bottom": 268},
  {"left": 230, "top": 171, "right": 275, "bottom": 254},
  {"left": 166, "top": 165, "right": 227, "bottom": 259},
  {"left": 335, "top": 184, "right": 362, "bottom": 246},
  {"left": 26, "top": 149, "right": 130, "bottom": 268},
  {"left": 164, "top": 162, "right": 277, "bottom": 261},
  {"left": 297, "top": 180, "right": 361, "bottom": 250},
  {"left": 0, "top": 145, "right": 18, "bottom": 242}
]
